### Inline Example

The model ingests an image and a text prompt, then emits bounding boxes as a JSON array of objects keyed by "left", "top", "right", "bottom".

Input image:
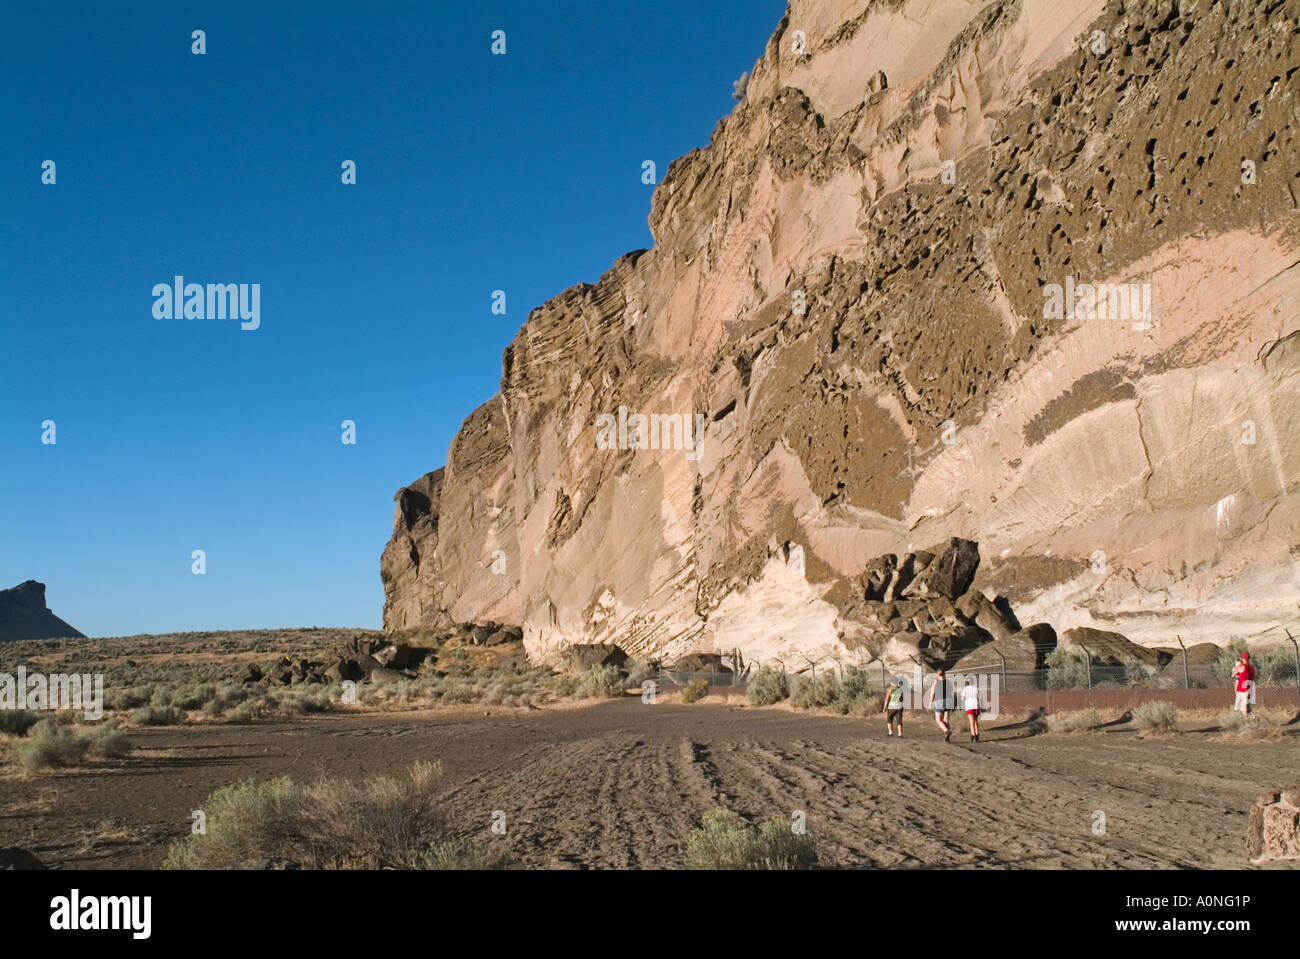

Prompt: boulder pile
[{"left": 840, "top": 538, "right": 1057, "bottom": 671}]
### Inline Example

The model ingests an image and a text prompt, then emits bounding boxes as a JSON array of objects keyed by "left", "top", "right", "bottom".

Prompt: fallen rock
[
  {"left": 916, "top": 539, "right": 980, "bottom": 601},
  {"left": 956, "top": 589, "right": 1017, "bottom": 642},
  {"left": 0, "top": 848, "right": 46, "bottom": 870},
  {"left": 671, "top": 652, "right": 732, "bottom": 673},
  {"left": 560, "top": 643, "right": 629, "bottom": 674},
  {"left": 1248, "top": 787, "right": 1300, "bottom": 863},
  {"left": 1060, "top": 627, "right": 1166, "bottom": 669},
  {"left": 951, "top": 623, "right": 1057, "bottom": 672}
]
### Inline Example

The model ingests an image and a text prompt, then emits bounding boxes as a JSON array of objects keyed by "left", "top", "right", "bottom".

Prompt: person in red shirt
[{"left": 1231, "top": 651, "right": 1255, "bottom": 719}]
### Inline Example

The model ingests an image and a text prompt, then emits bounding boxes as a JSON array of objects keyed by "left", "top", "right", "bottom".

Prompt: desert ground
[{"left": 3, "top": 696, "right": 1297, "bottom": 870}]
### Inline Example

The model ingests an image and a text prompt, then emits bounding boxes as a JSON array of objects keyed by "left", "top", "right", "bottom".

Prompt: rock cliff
[
  {"left": 0, "top": 581, "right": 85, "bottom": 642},
  {"left": 383, "top": 0, "right": 1300, "bottom": 667}
]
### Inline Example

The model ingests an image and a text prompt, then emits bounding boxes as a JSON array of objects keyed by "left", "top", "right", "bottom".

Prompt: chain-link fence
[{"left": 654, "top": 633, "right": 1300, "bottom": 711}]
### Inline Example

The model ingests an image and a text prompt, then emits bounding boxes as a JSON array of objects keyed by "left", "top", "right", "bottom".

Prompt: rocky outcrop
[
  {"left": 0, "top": 581, "right": 84, "bottom": 642},
  {"left": 383, "top": 0, "right": 1300, "bottom": 667}
]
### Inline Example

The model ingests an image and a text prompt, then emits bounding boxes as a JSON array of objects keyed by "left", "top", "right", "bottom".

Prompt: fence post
[
  {"left": 1080, "top": 644, "right": 1093, "bottom": 690},
  {"left": 993, "top": 648, "right": 1007, "bottom": 693},
  {"left": 879, "top": 660, "right": 887, "bottom": 690},
  {"left": 1176, "top": 634, "right": 1189, "bottom": 690},
  {"left": 1287, "top": 630, "right": 1299, "bottom": 689}
]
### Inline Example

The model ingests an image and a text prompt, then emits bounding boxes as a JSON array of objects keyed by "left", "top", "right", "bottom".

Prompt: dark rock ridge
[{"left": 0, "top": 581, "right": 85, "bottom": 642}]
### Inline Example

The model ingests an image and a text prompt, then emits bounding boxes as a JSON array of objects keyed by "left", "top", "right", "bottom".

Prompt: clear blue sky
[{"left": 0, "top": 1, "right": 784, "bottom": 636}]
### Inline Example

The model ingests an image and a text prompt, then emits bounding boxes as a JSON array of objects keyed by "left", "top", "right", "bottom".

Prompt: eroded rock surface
[{"left": 383, "top": 0, "right": 1300, "bottom": 667}]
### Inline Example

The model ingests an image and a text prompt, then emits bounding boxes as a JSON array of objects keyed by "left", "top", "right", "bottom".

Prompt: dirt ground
[{"left": 2, "top": 698, "right": 1296, "bottom": 869}]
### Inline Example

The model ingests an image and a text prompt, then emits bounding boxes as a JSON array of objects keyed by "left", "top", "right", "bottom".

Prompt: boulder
[
  {"left": 955, "top": 589, "right": 1017, "bottom": 642},
  {"left": 916, "top": 539, "right": 980, "bottom": 601},
  {"left": 881, "top": 631, "right": 929, "bottom": 667},
  {"left": 1060, "top": 627, "right": 1164, "bottom": 669},
  {"left": 1248, "top": 787, "right": 1300, "bottom": 863},
  {"left": 671, "top": 652, "right": 732, "bottom": 673},
  {"left": 0, "top": 848, "right": 45, "bottom": 870},
  {"left": 861, "top": 554, "right": 897, "bottom": 601},
  {"left": 484, "top": 628, "right": 521, "bottom": 646},
  {"left": 561, "top": 643, "right": 629, "bottom": 673},
  {"left": 373, "top": 643, "right": 414, "bottom": 670},
  {"left": 951, "top": 623, "right": 1056, "bottom": 672},
  {"left": 369, "top": 667, "right": 413, "bottom": 685}
]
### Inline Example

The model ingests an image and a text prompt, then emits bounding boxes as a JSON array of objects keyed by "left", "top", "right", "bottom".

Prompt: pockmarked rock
[{"left": 380, "top": 0, "right": 1300, "bottom": 668}]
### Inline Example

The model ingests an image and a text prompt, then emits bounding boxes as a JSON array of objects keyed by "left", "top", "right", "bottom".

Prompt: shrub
[
  {"left": 576, "top": 664, "right": 626, "bottom": 699},
  {"left": 419, "top": 837, "right": 511, "bottom": 870},
  {"left": 685, "top": 809, "right": 818, "bottom": 870},
  {"left": 830, "top": 667, "right": 879, "bottom": 715},
  {"left": 164, "top": 762, "right": 496, "bottom": 870},
  {"left": 785, "top": 670, "right": 837, "bottom": 712},
  {"left": 1045, "top": 646, "right": 1091, "bottom": 689},
  {"left": 1218, "top": 710, "right": 1247, "bottom": 731},
  {"left": 1132, "top": 700, "right": 1178, "bottom": 732},
  {"left": 746, "top": 666, "right": 788, "bottom": 706},
  {"left": 623, "top": 659, "right": 657, "bottom": 691},
  {"left": 681, "top": 678, "right": 709, "bottom": 704},
  {"left": 1046, "top": 707, "right": 1101, "bottom": 733},
  {"left": 131, "top": 705, "right": 186, "bottom": 726},
  {"left": 15, "top": 719, "right": 131, "bottom": 770},
  {"left": 0, "top": 710, "right": 41, "bottom": 736}
]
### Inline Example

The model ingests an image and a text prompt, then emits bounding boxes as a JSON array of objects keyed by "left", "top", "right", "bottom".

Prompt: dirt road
[{"left": 2, "top": 699, "right": 1294, "bottom": 869}]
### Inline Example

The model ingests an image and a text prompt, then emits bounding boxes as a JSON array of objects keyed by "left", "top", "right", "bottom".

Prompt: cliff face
[{"left": 383, "top": 0, "right": 1300, "bottom": 666}]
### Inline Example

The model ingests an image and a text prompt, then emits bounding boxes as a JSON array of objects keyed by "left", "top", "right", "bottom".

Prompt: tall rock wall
[{"left": 383, "top": 0, "right": 1300, "bottom": 667}]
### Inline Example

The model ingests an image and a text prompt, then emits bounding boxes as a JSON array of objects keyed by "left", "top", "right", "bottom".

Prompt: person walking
[
  {"left": 927, "top": 668, "right": 953, "bottom": 741},
  {"left": 961, "top": 675, "right": 982, "bottom": 742},
  {"left": 884, "top": 676, "right": 906, "bottom": 737},
  {"left": 1231, "top": 650, "right": 1255, "bottom": 720}
]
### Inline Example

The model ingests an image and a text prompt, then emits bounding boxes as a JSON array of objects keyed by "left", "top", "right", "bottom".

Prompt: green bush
[
  {"left": 15, "top": 719, "right": 131, "bottom": 770},
  {"left": 830, "top": 667, "right": 880, "bottom": 715},
  {"left": 680, "top": 678, "right": 709, "bottom": 704},
  {"left": 419, "top": 837, "right": 512, "bottom": 870},
  {"left": 0, "top": 709, "right": 42, "bottom": 736},
  {"left": 746, "top": 666, "right": 788, "bottom": 706},
  {"left": 789, "top": 673, "right": 837, "bottom": 710},
  {"left": 1045, "top": 646, "right": 1091, "bottom": 689},
  {"left": 1046, "top": 707, "right": 1101, "bottom": 733},
  {"left": 1132, "top": 700, "right": 1178, "bottom": 732},
  {"left": 685, "top": 809, "right": 818, "bottom": 870},
  {"left": 576, "top": 664, "right": 626, "bottom": 699},
  {"left": 131, "top": 705, "right": 186, "bottom": 726},
  {"left": 164, "top": 762, "right": 501, "bottom": 870}
]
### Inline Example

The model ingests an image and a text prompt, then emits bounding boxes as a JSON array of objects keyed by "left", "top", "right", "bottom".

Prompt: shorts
[
  {"left": 887, "top": 708, "right": 903, "bottom": 724},
  {"left": 1234, "top": 691, "right": 1252, "bottom": 710},
  {"left": 933, "top": 707, "right": 950, "bottom": 716},
  {"left": 965, "top": 708, "right": 980, "bottom": 717}
]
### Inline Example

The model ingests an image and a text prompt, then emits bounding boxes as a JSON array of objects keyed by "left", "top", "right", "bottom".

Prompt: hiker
[
  {"left": 1232, "top": 650, "right": 1255, "bottom": 719},
  {"left": 927, "top": 668, "right": 953, "bottom": 741},
  {"left": 884, "top": 676, "right": 905, "bottom": 737},
  {"left": 960, "top": 676, "right": 982, "bottom": 742}
]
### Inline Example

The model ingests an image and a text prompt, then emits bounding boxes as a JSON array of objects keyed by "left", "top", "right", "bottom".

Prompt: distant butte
[{"left": 0, "top": 581, "right": 86, "bottom": 642}]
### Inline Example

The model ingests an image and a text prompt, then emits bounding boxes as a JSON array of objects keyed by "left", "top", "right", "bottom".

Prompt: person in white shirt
[{"left": 960, "top": 677, "right": 982, "bottom": 742}]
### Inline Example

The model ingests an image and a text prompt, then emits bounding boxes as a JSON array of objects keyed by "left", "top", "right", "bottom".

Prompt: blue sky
[{"left": 0, "top": 0, "right": 785, "bottom": 636}]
